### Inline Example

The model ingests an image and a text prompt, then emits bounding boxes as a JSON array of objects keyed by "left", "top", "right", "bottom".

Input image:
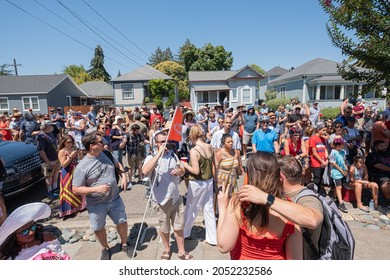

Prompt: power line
[
  {"left": 5, "top": 0, "right": 130, "bottom": 70},
  {"left": 81, "top": 0, "right": 150, "bottom": 59},
  {"left": 32, "top": 0, "right": 138, "bottom": 70},
  {"left": 57, "top": 0, "right": 146, "bottom": 68}
]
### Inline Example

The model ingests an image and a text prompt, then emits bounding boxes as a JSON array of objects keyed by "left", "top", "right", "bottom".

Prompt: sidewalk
[{"left": 47, "top": 171, "right": 390, "bottom": 260}]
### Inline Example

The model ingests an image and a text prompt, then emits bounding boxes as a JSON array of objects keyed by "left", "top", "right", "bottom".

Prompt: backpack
[
  {"left": 102, "top": 150, "right": 120, "bottom": 183},
  {"left": 295, "top": 183, "right": 355, "bottom": 260}
]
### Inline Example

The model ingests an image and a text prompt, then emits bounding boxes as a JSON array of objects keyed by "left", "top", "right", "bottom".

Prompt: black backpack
[{"left": 295, "top": 183, "right": 355, "bottom": 260}]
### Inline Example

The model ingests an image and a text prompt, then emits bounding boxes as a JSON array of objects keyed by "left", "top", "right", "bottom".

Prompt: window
[
  {"left": 0, "top": 97, "right": 9, "bottom": 110},
  {"left": 309, "top": 86, "right": 316, "bottom": 100},
  {"left": 121, "top": 84, "right": 134, "bottom": 100},
  {"left": 22, "top": 96, "right": 39, "bottom": 111},
  {"left": 231, "top": 89, "right": 238, "bottom": 102},
  {"left": 241, "top": 86, "right": 252, "bottom": 104},
  {"left": 280, "top": 86, "right": 286, "bottom": 99},
  {"left": 319, "top": 85, "right": 341, "bottom": 100}
]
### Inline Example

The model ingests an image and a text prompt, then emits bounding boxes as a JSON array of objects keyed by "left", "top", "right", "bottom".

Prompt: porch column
[
  {"left": 340, "top": 86, "right": 345, "bottom": 100},
  {"left": 316, "top": 85, "right": 321, "bottom": 101}
]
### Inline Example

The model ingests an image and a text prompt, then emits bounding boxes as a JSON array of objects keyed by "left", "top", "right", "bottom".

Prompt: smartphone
[{"left": 166, "top": 143, "right": 176, "bottom": 150}]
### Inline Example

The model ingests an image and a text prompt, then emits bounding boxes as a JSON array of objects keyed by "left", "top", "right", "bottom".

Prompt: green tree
[
  {"left": 177, "top": 39, "right": 198, "bottom": 72},
  {"left": 88, "top": 45, "right": 111, "bottom": 83},
  {"left": 249, "top": 64, "right": 266, "bottom": 75},
  {"left": 264, "top": 89, "right": 277, "bottom": 101},
  {"left": 155, "top": 61, "right": 189, "bottom": 101},
  {"left": 321, "top": 0, "right": 390, "bottom": 94},
  {"left": 63, "top": 65, "right": 92, "bottom": 84},
  {"left": 148, "top": 79, "right": 176, "bottom": 109},
  {"left": 190, "top": 43, "right": 233, "bottom": 71},
  {"left": 149, "top": 47, "right": 174, "bottom": 66},
  {"left": 0, "top": 64, "right": 12, "bottom": 76}
]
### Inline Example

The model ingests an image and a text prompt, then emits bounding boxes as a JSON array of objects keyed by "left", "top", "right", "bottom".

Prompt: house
[
  {"left": 264, "top": 58, "right": 382, "bottom": 108},
  {"left": 79, "top": 81, "right": 114, "bottom": 106},
  {"left": 0, "top": 74, "right": 88, "bottom": 114},
  {"left": 111, "top": 65, "right": 173, "bottom": 109},
  {"left": 189, "top": 65, "right": 263, "bottom": 112},
  {"left": 259, "top": 66, "right": 288, "bottom": 98}
]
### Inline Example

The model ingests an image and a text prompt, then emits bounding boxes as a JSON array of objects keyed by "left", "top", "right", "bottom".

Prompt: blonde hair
[{"left": 188, "top": 125, "right": 204, "bottom": 142}]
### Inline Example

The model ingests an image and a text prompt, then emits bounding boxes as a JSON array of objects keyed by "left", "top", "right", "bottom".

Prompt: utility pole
[{"left": 7, "top": 58, "right": 21, "bottom": 76}]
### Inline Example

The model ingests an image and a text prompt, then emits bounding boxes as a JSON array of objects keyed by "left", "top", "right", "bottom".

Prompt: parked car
[{"left": 0, "top": 140, "right": 44, "bottom": 199}]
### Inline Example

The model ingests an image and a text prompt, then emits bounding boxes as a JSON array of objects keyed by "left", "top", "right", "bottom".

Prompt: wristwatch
[{"left": 265, "top": 194, "right": 275, "bottom": 207}]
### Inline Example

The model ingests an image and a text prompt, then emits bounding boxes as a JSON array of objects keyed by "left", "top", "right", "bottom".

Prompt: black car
[{"left": 0, "top": 140, "right": 44, "bottom": 199}]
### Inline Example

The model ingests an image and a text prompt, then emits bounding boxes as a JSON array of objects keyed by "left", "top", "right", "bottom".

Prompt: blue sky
[{"left": 0, "top": 0, "right": 346, "bottom": 77}]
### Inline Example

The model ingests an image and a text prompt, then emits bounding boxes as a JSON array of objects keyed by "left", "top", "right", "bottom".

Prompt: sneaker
[
  {"left": 47, "top": 191, "right": 58, "bottom": 199},
  {"left": 126, "top": 182, "right": 133, "bottom": 190},
  {"left": 122, "top": 244, "right": 137, "bottom": 258},
  {"left": 101, "top": 248, "right": 111, "bottom": 260},
  {"left": 338, "top": 203, "right": 348, "bottom": 213},
  {"left": 241, "top": 155, "right": 246, "bottom": 161}
]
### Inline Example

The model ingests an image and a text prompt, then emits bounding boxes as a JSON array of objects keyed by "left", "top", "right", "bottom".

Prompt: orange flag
[{"left": 168, "top": 108, "right": 183, "bottom": 142}]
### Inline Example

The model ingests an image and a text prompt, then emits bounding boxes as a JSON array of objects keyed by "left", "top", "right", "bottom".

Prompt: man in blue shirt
[
  {"left": 242, "top": 105, "right": 258, "bottom": 160},
  {"left": 252, "top": 115, "right": 279, "bottom": 154}
]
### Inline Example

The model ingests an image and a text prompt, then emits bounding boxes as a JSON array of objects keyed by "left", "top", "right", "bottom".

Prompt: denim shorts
[{"left": 87, "top": 197, "right": 127, "bottom": 231}]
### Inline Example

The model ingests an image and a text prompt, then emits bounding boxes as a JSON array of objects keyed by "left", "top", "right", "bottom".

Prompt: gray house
[
  {"left": 111, "top": 65, "right": 173, "bottom": 109},
  {"left": 0, "top": 74, "right": 87, "bottom": 114},
  {"left": 189, "top": 65, "right": 263, "bottom": 112},
  {"left": 79, "top": 81, "right": 114, "bottom": 106},
  {"left": 264, "top": 58, "right": 381, "bottom": 108}
]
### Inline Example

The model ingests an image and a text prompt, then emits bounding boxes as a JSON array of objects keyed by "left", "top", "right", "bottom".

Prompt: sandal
[
  {"left": 178, "top": 252, "right": 193, "bottom": 260},
  {"left": 358, "top": 206, "right": 370, "bottom": 213},
  {"left": 160, "top": 250, "right": 172, "bottom": 260}
]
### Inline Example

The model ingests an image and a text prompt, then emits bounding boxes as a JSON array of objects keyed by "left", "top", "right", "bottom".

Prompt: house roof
[
  {"left": 269, "top": 58, "right": 340, "bottom": 84},
  {"left": 264, "top": 66, "right": 288, "bottom": 77},
  {"left": 189, "top": 70, "right": 237, "bottom": 81},
  {"left": 79, "top": 81, "right": 114, "bottom": 97},
  {"left": 189, "top": 65, "right": 262, "bottom": 82},
  {"left": 0, "top": 74, "right": 73, "bottom": 94},
  {"left": 192, "top": 85, "right": 231, "bottom": 91},
  {"left": 111, "top": 65, "right": 172, "bottom": 82}
]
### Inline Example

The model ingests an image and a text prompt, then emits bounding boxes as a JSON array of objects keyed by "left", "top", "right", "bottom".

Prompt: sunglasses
[
  {"left": 335, "top": 125, "right": 343, "bottom": 128},
  {"left": 345, "top": 111, "right": 352, "bottom": 114},
  {"left": 18, "top": 224, "right": 37, "bottom": 236},
  {"left": 155, "top": 140, "right": 166, "bottom": 144}
]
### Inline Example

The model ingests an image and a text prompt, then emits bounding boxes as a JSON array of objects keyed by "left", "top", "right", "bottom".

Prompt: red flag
[{"left": 167, "top": 108, "right": 183, "bottom": 142}]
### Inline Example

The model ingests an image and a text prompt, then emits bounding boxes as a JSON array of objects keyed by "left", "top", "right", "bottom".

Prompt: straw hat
[
  {"left": 155, "top": 121, "right": 172, "bottom": 137},
  {"left": 0, "top": 202, "right": 51, "bottom": 246},
  {"left": 185, "top": 110, "right": 195, "bottom": 117}
]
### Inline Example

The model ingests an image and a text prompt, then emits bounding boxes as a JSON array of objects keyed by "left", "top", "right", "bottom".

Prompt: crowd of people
[{"left": 0, "top": 97, "right": 389, "bottom": 260}]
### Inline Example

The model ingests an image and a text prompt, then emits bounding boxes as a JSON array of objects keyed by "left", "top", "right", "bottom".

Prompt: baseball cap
[
  {"left": 316, "top": 122, "right": 326, "bottom": 131},
  {"left": 40, "top": 120, "right": 56, "bottom": 130}
]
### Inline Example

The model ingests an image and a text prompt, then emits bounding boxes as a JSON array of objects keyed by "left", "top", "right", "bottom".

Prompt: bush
[
  {"left": 264, "top": 89, "right": 277, "bottom": 101},
  {"left": 321, "top": 107, "right": 340, "bottom": 120},
  {"left": 266, "top": 98, "right": 291, "bottom": 111},
  {"left": 144, "top": 97, "right": 150, "bottom": 103}
]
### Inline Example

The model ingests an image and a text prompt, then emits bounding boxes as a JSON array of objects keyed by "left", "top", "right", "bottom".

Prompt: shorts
[
  {"left": 87, "top": 197, "right": 127, "bottom": 231},
  {"left": 242, "top": 131, "right": 253, "bottom": 145},
  {"left": 75, "top": 140, "right": 85, "bottom": 150},
  {"left": 42, "top": 161, "right": 60, "bottom": 177},
  {"left": 332, "top": 176, "right": 347, "bottom": 187},
  {"left": 153, "top": 197, "right": 184, "bottom": 234},
  {"left": 127, "top": 153, "right": 142, "bottom": 169}
]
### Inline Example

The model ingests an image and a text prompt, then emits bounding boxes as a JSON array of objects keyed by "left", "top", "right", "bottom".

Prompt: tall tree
[
  {"left": 149, "top": 47, "right": 174, "bottom": 66},
  {"left": 179, "top": 42, "right": 234, "bottom": 71},
  {"left": 0, "top": 64, "right": 13, "bottom": 76},
  {"left": 321, "top": 0, "right": 390, "bottom": 93},
  {"left": 63, "top": 65, "right": 91, "bottom": 84},
  {"left": 88, "top": 45, "right": 111, "bottom": 83},
  {"left": 177, "top": 39, "right": 198, "bottom": 72}
]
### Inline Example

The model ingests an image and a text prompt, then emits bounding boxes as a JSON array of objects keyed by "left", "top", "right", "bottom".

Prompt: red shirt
[
  {"left": 309, "top": 134, "right": 327, "bottom": 168},
  {"left": 352, "top": 105, "right": 364, "bottom": 119}
]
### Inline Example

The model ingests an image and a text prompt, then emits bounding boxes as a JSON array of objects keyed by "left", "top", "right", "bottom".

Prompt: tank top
[
  {"left": 217, "top": 152, "right": 239, "bottom": 192},
  {"left": 230, "top": 209, "right": 295, "bottom": 260},
  {"left": 353, "top": 165, "right": 364, "bottom": 180},
  {"left": 188, "top": 145, "right": 213, "bottom": 181},
  {"left": 285, "top": 138, "right": 302, "bottom": 156}
]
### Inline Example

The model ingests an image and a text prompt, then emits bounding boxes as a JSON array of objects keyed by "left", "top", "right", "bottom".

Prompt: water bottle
[{"left": 369, "top": 199, "right": 374, "bottom": 211}]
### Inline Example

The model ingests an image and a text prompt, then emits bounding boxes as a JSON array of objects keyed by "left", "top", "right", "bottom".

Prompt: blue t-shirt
[
  {"left": 243, "top": 113, "right": 258, "bottom": 133},
  {"left": 252, "top": 128, "right": 278, "bottom": 153},
  {"left": 329, "top": 149, "right": 347, "bottom": 179}
]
